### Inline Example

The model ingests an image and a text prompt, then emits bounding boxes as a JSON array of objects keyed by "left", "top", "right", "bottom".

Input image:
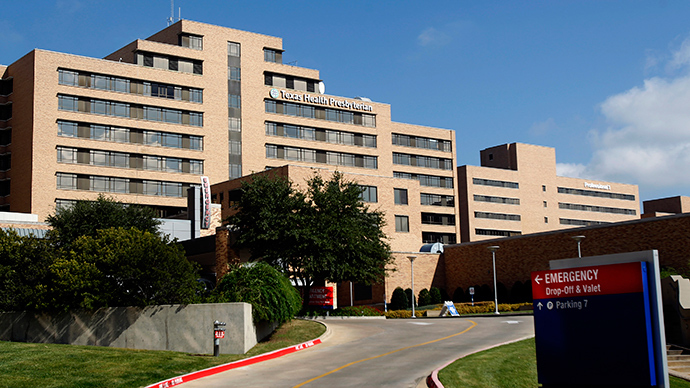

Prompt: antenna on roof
[{"left": 167, "top": 0, "right": 174, "bottom": 26}]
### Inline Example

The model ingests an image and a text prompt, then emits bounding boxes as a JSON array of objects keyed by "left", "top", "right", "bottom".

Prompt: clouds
[
  {"left": 558, "top": 39, "right": 690, "bottom": 192},
  {"left": 417, "top": 27, "right": 451, "bottom": 47}
]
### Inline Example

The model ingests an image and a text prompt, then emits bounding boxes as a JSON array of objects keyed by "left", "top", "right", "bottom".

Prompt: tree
[
  {"left": 230, "top": 172, "right": 393, "bottom": 306},
  {"left": 418, "top": 288, "right": 431, "bottom": 307},
  {"left": 210, "top": 262, "right": 302, "bottom": 324},
  {"left": 47, "top": 227, "right": 201, "bottom": 311},
  {"left": 0, "top": 229, "right": 54, "bottom": 312},
  {"left": 429, "top": 287, "right": 443, "bottom": 304},
  {"left": 46, "top": 195, "right": 161, "bottom": 248},
  {"left": 390, "top": 287, "right": 408, "bottom": 310}
]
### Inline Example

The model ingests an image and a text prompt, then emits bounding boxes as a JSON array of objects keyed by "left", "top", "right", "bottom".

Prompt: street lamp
[
  {"left": 487, "top": 246, "right": 500, "bottom": 315},
  {"left": 572, "top": 235, "right": 585, "bottom": 258},
  {"left": 407, "top": 255, "right": 417, "bottom": 318}
]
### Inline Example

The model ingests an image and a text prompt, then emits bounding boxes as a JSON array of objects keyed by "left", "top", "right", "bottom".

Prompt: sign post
[
  {"left": 468, "top": 286, "right": 475, "bottom": 306},
  {"left": 531, "top": 250, "right": 668, "bottom": 387}
]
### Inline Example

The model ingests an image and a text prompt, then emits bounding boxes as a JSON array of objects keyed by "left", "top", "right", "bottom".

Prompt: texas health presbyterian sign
[{"left": 532, "top": 256, "right": 666, "bottom": 387}]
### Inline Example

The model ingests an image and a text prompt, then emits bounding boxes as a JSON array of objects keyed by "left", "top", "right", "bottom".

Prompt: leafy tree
[
  {"left": 430, "top": 287, "right": 443, "bottom": 304},
  {"left": 230, "top": 172, "right": 392, "bottom": 307},
  {"left": 210, "top": 262, "right": 302, "bottom": 324},
  {"left": 47, "top": 227, "right": 200, "bottom": 311},
  {"left": 46, "top": 195, "right": 161, "bottom": 248},
  {"left": 418, "top": 288, "right": 431, "bottom": 307},
  {"left": 0, "top": 230, "right": 54, "bottom": 312},
  {"left": 390, "top": 287, "right": 408, "bottom": 310},
  {"left": 405, "top": 288, "right": 416, "bottom": 307}
]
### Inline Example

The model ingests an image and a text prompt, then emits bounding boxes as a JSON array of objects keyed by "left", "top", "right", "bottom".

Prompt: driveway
[{"left": 180, "top": 315, "right": 534, "bottom": 388}]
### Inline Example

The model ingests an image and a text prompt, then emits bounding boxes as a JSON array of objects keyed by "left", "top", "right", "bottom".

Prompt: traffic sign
[
  {"left": 214, "top": 330, "right": 225, "bottom": 339},
  {"left": 532, "top": 261, "right": 656, "bottom": 386}
]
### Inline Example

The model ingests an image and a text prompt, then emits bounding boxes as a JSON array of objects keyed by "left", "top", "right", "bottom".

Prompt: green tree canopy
[
  {"left": 210, "top": 262, "right": 302, "bottom": 324},
  {"left": 230, "top": 172, "right": 393, "bottom": 306},
  {"left": 48, "top": 227, "right": 200, "bottom": 311},
  {"left": 0, "top": 229, "right": 54, "bottom": 312},
  {"left": 46, "top": 195, "right": 161, "bottom": 248}
]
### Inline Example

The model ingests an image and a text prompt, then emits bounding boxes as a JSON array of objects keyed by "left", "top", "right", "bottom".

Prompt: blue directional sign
[{"left": 532, "top": 261, "right": 656, "bottom": 386}]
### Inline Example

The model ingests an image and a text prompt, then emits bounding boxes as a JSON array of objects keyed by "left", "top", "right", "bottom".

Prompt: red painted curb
[{"left": 144, "top": 338, "right": 323, "bottom": 388}]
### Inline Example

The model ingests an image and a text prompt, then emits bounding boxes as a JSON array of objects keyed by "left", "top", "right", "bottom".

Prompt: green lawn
[
  {"left": 0, "top": 319, "right": 325, "bottom": 388},
  {"left": 438, "top": 337, "right": 690, "bottom": 388}
]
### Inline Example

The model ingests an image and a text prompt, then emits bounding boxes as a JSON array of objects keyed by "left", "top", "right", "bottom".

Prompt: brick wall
[{"left": 444, "top": 213, "right": 690, "bottom": 299}]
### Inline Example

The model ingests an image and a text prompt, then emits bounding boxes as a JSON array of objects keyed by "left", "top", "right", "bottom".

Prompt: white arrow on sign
[
  {"left": 537, "top": 302, "right": 543, "bottom": 310},
  {"left": 534, "top": 275, "right": 542, "bottom": 285}
]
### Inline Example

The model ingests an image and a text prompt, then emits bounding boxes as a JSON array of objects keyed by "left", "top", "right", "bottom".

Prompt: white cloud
[
  {"left": 530, "top": 118, "right": 558, "bottom": 136},
  {"left": 566, "top": 39, "right": 690, "bottom": 191},
  {"left": 417, "top": 27, "right": 450, "bottom": 47}
]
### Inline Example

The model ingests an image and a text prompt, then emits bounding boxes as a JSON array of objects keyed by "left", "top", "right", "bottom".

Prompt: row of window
[
  {"left": 422, "top": 212, "right": 456, "bottom": 226},
  {"left": 58, "top": 121, "right": 203, "bottom": 150},
  {"left": 559, "top": 218, "right": 609, "bottom": 227},
  {"left": 266, "top": 144, "right": 378, "bottom": 169},
  {"left": 265, "top": 100, "right": 376, "bottom": 128},
  {"left": 58, "top": 69, "right": 202, "bottom": 103},
  {"left": 475, "top": 228, "right": 522, "bottom": 237},
  {"left": 394, "top": 171, "right": 454, "bottom": 189},
  {"left": 228, "top": 41, "right": 242, "bottom": 180},
  {"left": 423, "top": 232, "right": 457, "bottom": 244},
  {"left": 474, "top": 211, "right": 521, "bottom": 221},
  {"left": 557, "top": 187, "right": 636, "bottom": 201},
  {"left": 265, "top": 72, "right": 319, "bottom": 93},
  {"left": 358, "top": 187, "right": 455, "bottom": 208},
  {"left": 391, "top": 133, "right": 452, "bottom": 153},
  {"left": 57, "top": 173, "right": 192, "bottom": 197},
  {"left": 136, "top": 52, "right": 202, "bottom": 75},
  {"left": 472, "top": 178, "right": 519, "bottom": 189},
  {"left": 473, "top": 194, "right": 520, "bottom": 205},
  {"left": 393, "top": 152, "right": 453, "bottom": 170},
  {"left": 58, "top": 95, "right": 203, "bottom": 127},
  {"left": 57, "top": 147, "right": 203, "bottom": 174},
  {"left": 266, "top": 122, "right": 377, "bottom": 148},
  {"left": 559, "top": 202, "right": 637, "bottom": 215}
]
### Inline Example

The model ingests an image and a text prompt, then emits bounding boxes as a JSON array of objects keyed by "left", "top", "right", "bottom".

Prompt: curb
[
  {"left": 426, "top": 335, "right": 535, "bottom": 388},
  {"left": 144, "top": 320, "right": 329, "bottom": 388}
]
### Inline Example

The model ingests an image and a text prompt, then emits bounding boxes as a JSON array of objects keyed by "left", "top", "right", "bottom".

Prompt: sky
[{"left": 2, "top": 1, "right": 690, "bottom": 205}]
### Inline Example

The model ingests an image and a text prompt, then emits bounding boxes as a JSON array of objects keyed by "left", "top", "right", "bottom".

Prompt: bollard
[{"left": 213, "top": 320, "right": 226, "bottom": 357}]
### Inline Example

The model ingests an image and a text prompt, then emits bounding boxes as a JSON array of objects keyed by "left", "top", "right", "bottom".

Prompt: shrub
[
  {"left": 429, "top": 287, "right": 442, "bottom": 304},
  {"left": 331, "top": 305, "right": 383, "bottom": 316},
  {"left": 384, "top": 309, "right": 427, "bottom": 319},
  {"left": 390, "top": 287, "right": 408, "bottom": 310},
  {"left": 452, "top": 287, "right": 465, "bottom": 303},
  {"left": 211, "top": 262, "right": 302, "bottom": 324},
  {"left": 405, "top": 288, "right": 416, "bottom": 306},
  {"left": 418, "top": 288, "right": 431, "bottom": 307}
]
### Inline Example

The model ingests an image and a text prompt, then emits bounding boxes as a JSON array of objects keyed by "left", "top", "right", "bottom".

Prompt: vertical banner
[
  {"left": 532, "top": 261, "right": 656, "bottom": 386},
  {"left": 200, "top": 176, "right": 211, "bottom": 229}
]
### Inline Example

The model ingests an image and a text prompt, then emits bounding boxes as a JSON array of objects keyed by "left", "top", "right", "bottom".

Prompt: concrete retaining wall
[{"left": 0, "top": 303, "right": 278, "bottom": 355}]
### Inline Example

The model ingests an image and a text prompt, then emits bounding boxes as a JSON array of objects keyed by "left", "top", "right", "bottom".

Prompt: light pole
[
  {"left": 408, "top": 255, "right": 417, "bottom": 318},
  {"left": 572, "top": 235, "right": 585, "bottom": 258},
  {"left": 487, "top": 246, "right": 500, "bottom": 315}
]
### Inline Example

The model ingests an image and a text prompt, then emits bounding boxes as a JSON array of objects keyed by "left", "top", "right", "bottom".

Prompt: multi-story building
[
  {"left": 457, "top": 142, "right": 640, "bottom": 242},
  {"left": 0, "top": 20, "right": 459, "bottom": 252}
]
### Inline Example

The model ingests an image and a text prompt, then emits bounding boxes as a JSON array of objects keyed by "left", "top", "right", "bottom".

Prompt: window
[
  {"left": 394, "top": 188, "right": 408, "bottom": 205},
  {"left": 58, "top": 95, "right": 78, "bottom": 111},
  {"left": 180, "top": 34, "right": 203, "bottom": 50},
  {"left": 543, "top": 201, "right": 548, "bottom": 208},
  {"left": 542, "top": 185, "right": 547, "bottom": 192},
  {"left": 473, "top": 195, "right": 519, "bottom": 205},
  {"left": 264, "top": 48, "right": 282, "bottom": 63},
  {"left": 474, "top": 212, "right": 520, "bottom": 221},
  {"left": 422, "top": 213, "right": 456, "bottom": 225},
  {"left": 421, "top": 193, "right": 455, "bottom": 207},
  {"left": 228, "top": 67, "right": 241, "bottom": 81},
  {"left": 475, "top": 229, "right": 522, "bottom": 237},
  {"left": 544, "top": 217, "right": 549, "bottom": 223},
  {"left": 559, "top": 202, "right": 637, "bottom": 215},
  {"left": 473, "top": 177, "right": 519, "bottom": 189},
  {"left": 422, "top": 232, "right": 457, "bottom": 244},
  {"left": 266, "top": 100, "right": 376, "bottom": 128},
  {"left": 395, "top": 215, "right": 409, "bottom": 233},
  {"left": 560, "top": 218, "right": 609, "bottom": 227},
  {"left": 359, "top": 186, "right": 377, "bottom": 203},
  {"left": 557, "top": 187, "right": 636, "bottom": 201},
  {"left": 392, "top": 133, "right": 452, "bottom": 152},
  {"left": 228, "top": 42, "right": 240, "bottom": 57},
  {"left": 394, "top": 172, "right": 454, "bottom": 188}
]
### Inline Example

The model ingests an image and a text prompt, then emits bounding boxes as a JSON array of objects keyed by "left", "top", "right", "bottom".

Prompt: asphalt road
[{"left": 181, "top": 315, "right": 535, "bottom": 388}]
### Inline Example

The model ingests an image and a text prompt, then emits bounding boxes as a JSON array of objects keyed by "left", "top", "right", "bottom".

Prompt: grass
[
  {"left": 438, "top": 337, "right": 690, "bottom": 388},
  {"left": 0, "top": 319, "right": 325, "bottom": 388}
]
